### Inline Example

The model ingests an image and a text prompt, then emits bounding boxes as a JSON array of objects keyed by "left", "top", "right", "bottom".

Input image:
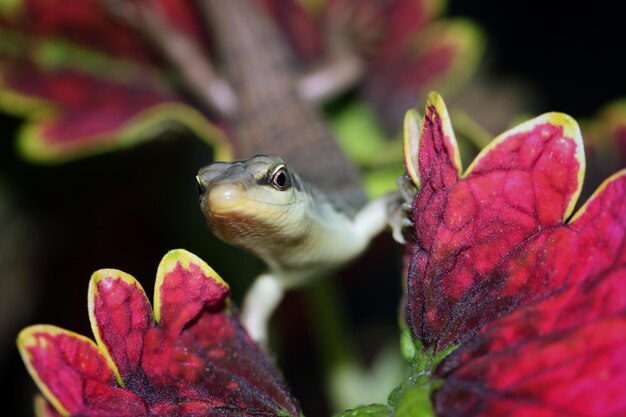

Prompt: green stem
[{"left": 304, "top": 277, "right": 357, "bottom": 408}]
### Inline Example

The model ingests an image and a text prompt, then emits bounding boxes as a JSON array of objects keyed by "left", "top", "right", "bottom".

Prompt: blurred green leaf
[
  {"left": 337, "top": 404, "right": 391, "bottom": 417},
  {"left": 331, "top": 101, "right": 394, "bottom": 166},
  {"left": 394, "top": 383, "right": 435, "bottom": 417},
  {"left": 0, "top": 0, "right": 21, "bottom": 17},
  {"left": 330, "top": 101, "right": 406, "bottom": 197}
]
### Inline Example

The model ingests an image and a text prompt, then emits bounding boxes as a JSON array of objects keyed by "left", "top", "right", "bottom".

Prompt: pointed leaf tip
[
  {"left": 406, "top": 92, "right": 462, "bottom": 197},
  {"left": 17, "top": 325, "right": 122, "bottom": 417},
  {"left": 424, "top": 92, "right": 462, "bottom": 177},
  {"left": 158, "top": 249, "right": 227, "bottom": 289},
  {"left": 88, "top": 269, "right": 152, "bottom": 387},
  {"left": 570, "top": 168, "right": 626, "bottom": 224},
  {"left": 404, "top": 108, "right": 422, "bottom": 187},
  {"left": 18, "top": 325, "right": 74, "bottom": 417},
  {"left": 154, "top": 249, "right": 230, "bottom": 335}
]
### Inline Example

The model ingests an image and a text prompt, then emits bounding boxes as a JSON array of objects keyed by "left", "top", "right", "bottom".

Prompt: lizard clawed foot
[
  {"left": 397, "top": 175, "right": 417, "bottom": 205},
  {"left": 386, "top": 176, "right": 417, "bottom": 244},
  {"left": 387, "top": 197, "right": 411, "bottom": 244}
]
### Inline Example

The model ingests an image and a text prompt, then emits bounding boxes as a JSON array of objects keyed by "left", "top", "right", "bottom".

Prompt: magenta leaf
[
  {"left": 405, "top": 92, "right": 588, "bottom": 351},
  {"left": 403, "top": 92, "right": 626, "bottom": 416},
  {"left": 0, "top": 0, "right": 231, "bottom": 162},
  {"left": 434, "top": 172, "right": 626, "bottom": 417},
  {"left": 18, "top": 249, "right": 301, "bottom": 417}
]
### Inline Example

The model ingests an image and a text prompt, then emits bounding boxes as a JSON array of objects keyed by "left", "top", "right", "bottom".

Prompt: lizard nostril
[{"left": 196, "top": 176, "right": 206, "bottom": 196}]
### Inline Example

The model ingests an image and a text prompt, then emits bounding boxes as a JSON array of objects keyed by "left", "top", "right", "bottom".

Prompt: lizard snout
[
  {"left": 207, "top": 181, "right": 247, "bottom": 212},
  {"left": 196, "top": 172, "right": 248, "bottom": 212}
]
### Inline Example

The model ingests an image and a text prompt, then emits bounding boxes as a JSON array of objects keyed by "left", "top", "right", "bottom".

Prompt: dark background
[
  {"left": 1, "top": 1, "right": 624, "bottom": 415},
  {"left": 450, "top": 0, "right": 624, "bottom": 118}
]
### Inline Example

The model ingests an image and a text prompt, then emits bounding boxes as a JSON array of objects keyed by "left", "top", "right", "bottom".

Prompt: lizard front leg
[
  {"left": 353, "top": 189, "right": 413, "bottom": 245},
  {"left": 240, "top": 272, "right": 284, "bottom": 348},
  {"left": 241, "top": 192, "right": 408, "bottom": 347},
  {"left": 237, "top": 194, "right": 413, "bottom": 347}
]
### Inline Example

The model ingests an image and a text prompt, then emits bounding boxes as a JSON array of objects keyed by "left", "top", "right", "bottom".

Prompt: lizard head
[{"left": 196, "top": 154, "right": 309, "bottom": 250}]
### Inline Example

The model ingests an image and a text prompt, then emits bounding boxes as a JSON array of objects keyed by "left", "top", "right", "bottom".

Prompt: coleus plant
[
  {"left": 0, "top": 0, "right": 482, "bottom": 166},
  {"left": 18, "top": 249, "right": 301, "bottom": 417},
  {"left": 400, "top": 92, "right": 626, "bottom": 416},
  {"left": 17, "top": 92, "right": 626, "bottom": 416}
]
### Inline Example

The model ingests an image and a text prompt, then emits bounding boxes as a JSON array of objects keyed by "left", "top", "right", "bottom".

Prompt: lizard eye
[{"left": 270, "top": 167, "right": 289, "bottom": 191}]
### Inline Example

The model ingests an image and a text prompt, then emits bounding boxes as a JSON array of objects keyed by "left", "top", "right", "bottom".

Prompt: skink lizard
[
  {"left": 98, "top": 0, "right": 410, "bottom": 344},
  {"left": 196, "top": 155, "right": 406, "bottom": 344},
  {"left": 188, "top": 0, "right": 413, "bottom": 345}
]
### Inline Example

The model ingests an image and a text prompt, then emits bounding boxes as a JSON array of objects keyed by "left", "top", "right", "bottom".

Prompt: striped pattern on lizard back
[{"left": 201, "top": 0, "right": 366, "bottom": 209}]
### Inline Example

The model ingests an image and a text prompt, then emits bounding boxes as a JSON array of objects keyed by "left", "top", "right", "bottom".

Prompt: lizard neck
[
  {"left": 257, "top": 191, "right": 368, "bottom": 286},
  {"left": 201, "top": 0, "right": 366, "bottom": 208}
]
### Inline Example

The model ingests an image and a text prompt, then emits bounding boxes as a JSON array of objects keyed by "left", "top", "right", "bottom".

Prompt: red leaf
[
  {"left": 0, "top": 57, "right": 230, "bottom": 162},
  {"left": 405, "top": 92, "right": 587, "bottom": 351},
  {"left": 433, "top": 173, "right": 626, "bottom": 416},
  {"left": 3, "top": 61, "right": 175, "bottom": 134},
  {"left": 18, "top": 326, "right": 146, "bottom": 416},
  {"left": 404, "top": 92, "right": 626, "bottom": 416},
  {"left": 366, "top": 20, "right": 483, "bottom": 133},
  {"left": 1, "top": 0, "right": 151, "bottom": 62},
  {"left": 153, "top": 257, "right": 229, "bottom": 337},
  {"left": 0, "top": 0, "right": 231, "bottom": 162},
  {"left": 18, "top": 250, "right": 301, "bottom": 417},
  {"left": 1, "top": 0, "right": 204, "bottom": 61},
  {"left": 89, "top": 270, "right": 154, "bottom": 385}
]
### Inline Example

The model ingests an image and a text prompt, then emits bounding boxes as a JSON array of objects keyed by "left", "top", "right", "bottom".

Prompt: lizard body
[
  {"left": 196, "top": 155, "right": 400, "bottom": 343},
  {"left": 194, "top": 0, "right": 407, "bottom": 344}
]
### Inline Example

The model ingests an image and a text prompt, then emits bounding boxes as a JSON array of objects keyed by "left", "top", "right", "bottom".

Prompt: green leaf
[
  {"left": 337, "top": 404, "right": 391, "bottom": 417},
  {"left": 0, "top": 0, "right": 21, "bottom": 17},
  {"left": 330, "top": 101, "right": 392, "bottom": 166},
  {"left": 399, "top": 328, "right": 417, "bottom": 363},
  {"left": 329, "top": 100, "right": 406, "bottom": 198},
  {"left": 394, "top": 383, "right": 436, "bottom": 417}
]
